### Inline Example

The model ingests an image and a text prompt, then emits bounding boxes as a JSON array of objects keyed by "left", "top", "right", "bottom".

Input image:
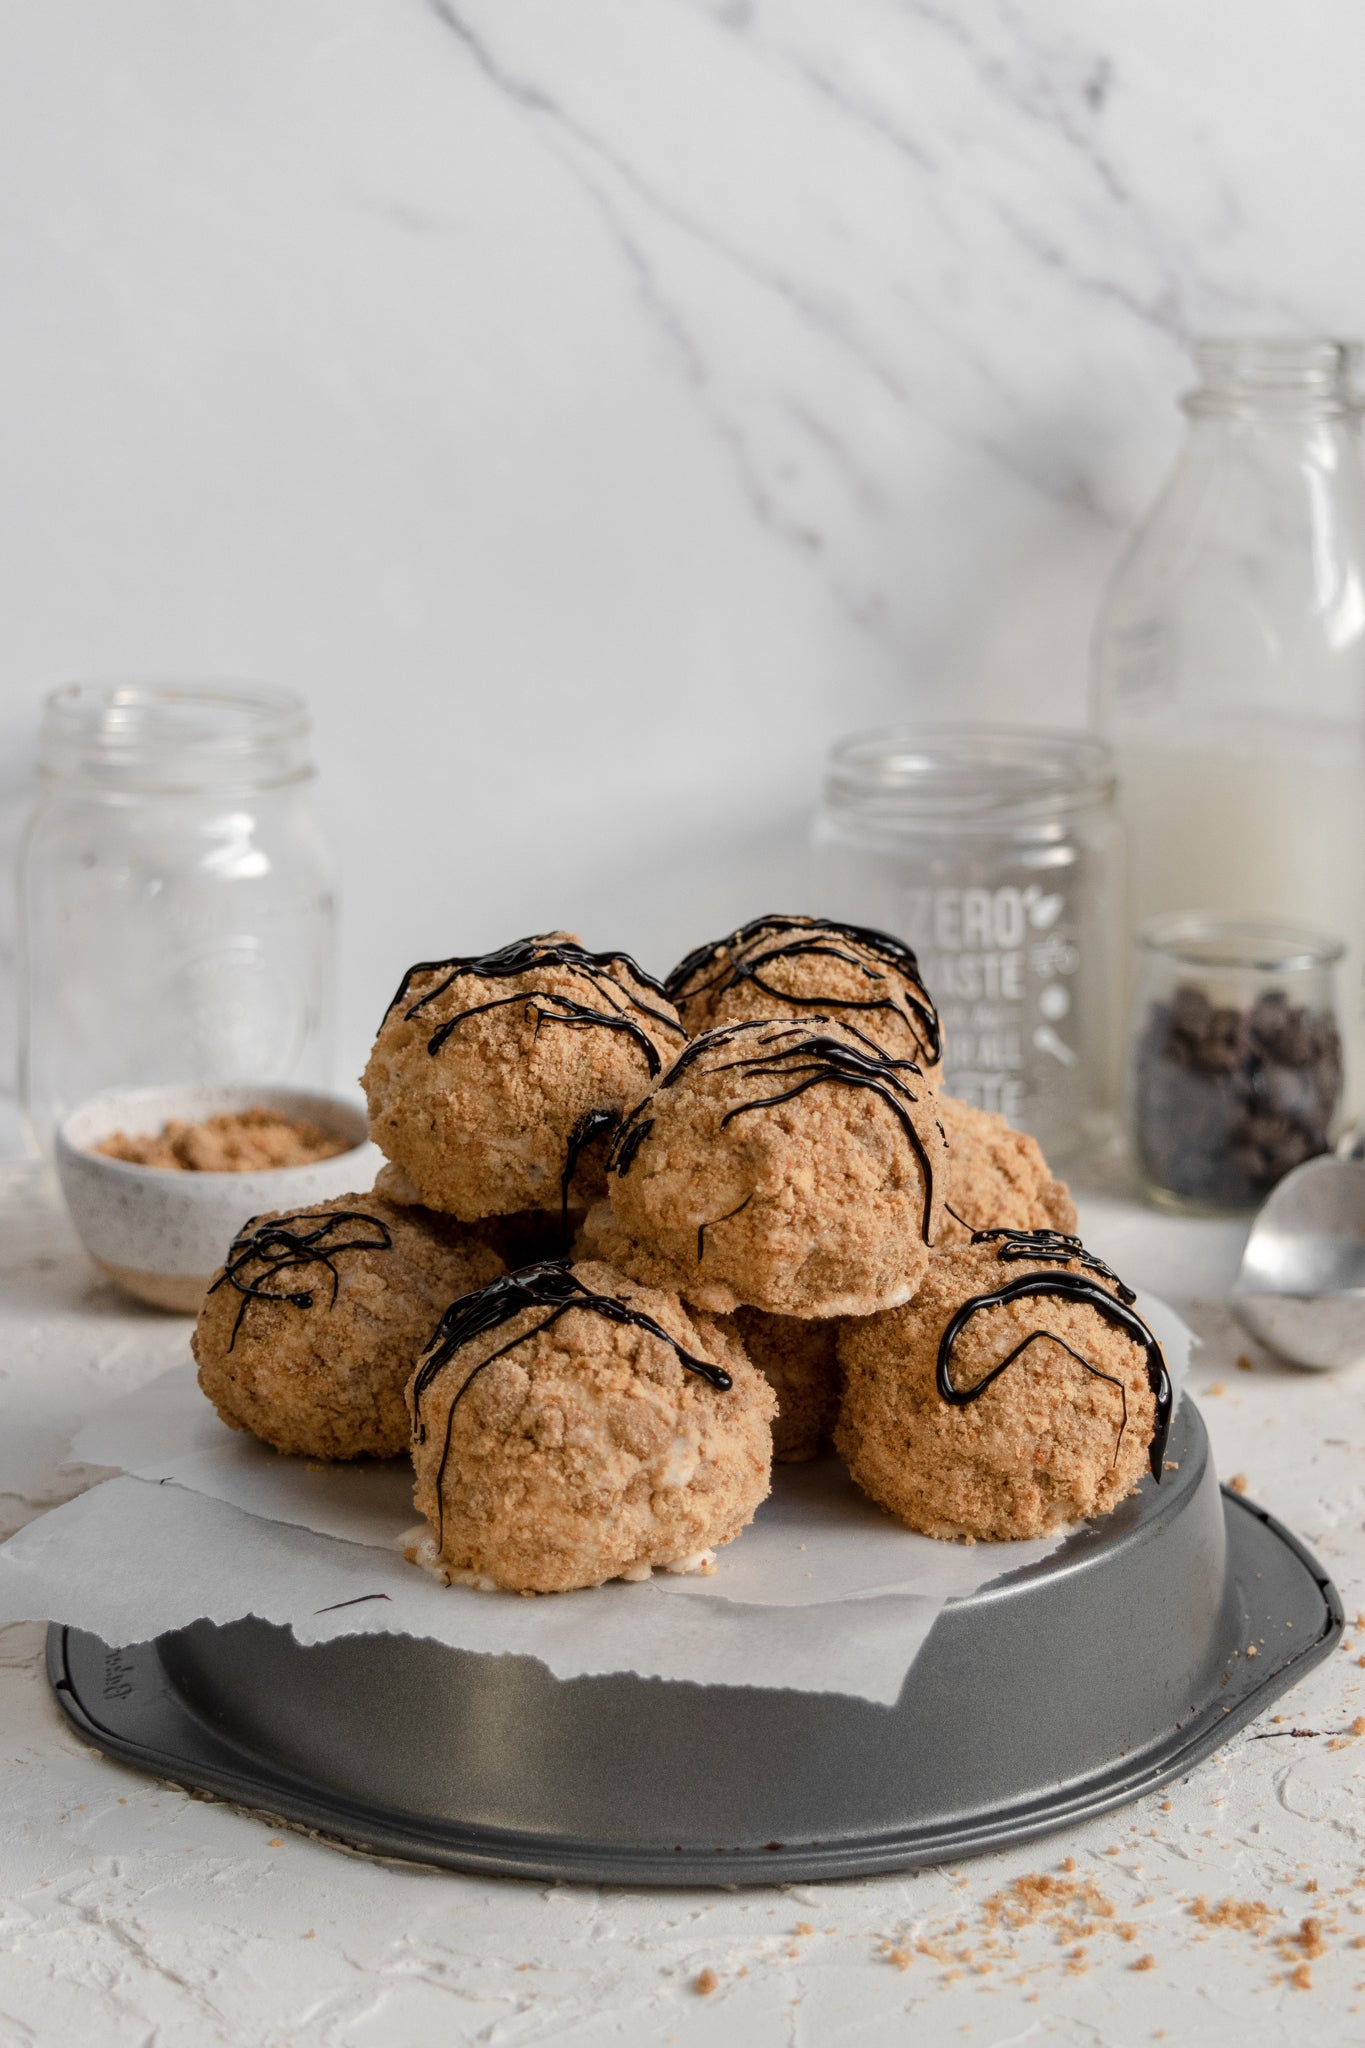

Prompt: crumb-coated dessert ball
[
  {"left": 375, "top": 1168, "right": 580, "bottom": 1268},
  {"left": 936, "top": 1095, "right": 1077, "bottom": 1247},
  {"left": 193, "top": 1194, "right": 503, "bottom": 1460},
  {"left": 666, "top": 914, "right": 943, "bottom": 1076},
  {"left": 362, "top": 934, "right": 686, "bottom": 1222},
  {"left": 725, "top": 1307, "right": 840, "bottom": 1462},
  {"left": 468, "top": 1207, "right": 584, "bottom": 1268},
  {"left": 835, "top": 1230, "right": 1171, "bottom": 1541},
  {"left": 407, "top": 1259, "right": 775, "bottom": 1593},
  {"left": 603, "top": 1017, "right": 947, "bottom": 1318}
]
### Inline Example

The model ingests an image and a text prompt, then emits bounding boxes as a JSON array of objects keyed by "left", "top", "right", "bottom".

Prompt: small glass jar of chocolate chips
[{"left": 1128, "top": 914, "right": 1345, "bottom": 1214}]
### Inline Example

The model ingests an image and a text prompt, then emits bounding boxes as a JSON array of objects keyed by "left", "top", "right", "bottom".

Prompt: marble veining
[{"left": 0, "top": 2, "right": 1361, "bottom": 1118}]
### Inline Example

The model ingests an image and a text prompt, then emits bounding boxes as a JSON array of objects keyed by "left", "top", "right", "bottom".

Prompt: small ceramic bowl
[{"left": 56, "top": 1083, "right": 385, "bottom": 1313}]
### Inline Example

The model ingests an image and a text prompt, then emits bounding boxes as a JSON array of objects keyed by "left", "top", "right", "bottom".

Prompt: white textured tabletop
[{"left": 2, "top": 1163, "right": 1364, "bottom": 2046}]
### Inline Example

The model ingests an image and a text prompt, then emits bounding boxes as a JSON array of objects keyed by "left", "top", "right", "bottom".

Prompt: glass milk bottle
[{"left": 1092, "top": 338, "right": 1365, "bottom": 1108}]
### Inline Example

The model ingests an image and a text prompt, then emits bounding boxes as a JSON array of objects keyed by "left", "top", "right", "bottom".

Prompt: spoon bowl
[{"left": 1232, "top": 1154, "right": 1365, "bottom": 1370}]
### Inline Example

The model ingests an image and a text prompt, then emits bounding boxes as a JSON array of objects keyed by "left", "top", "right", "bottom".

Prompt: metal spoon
[{"left": 1232, "top": 1152, "right": 1365, "bottom": 1370}]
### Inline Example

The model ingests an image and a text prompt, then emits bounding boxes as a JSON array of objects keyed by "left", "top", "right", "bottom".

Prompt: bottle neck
[
  {"left": 1092, "top": 339, "right": 1365, "bottom": 735},
  {"left": 1183, "top": 338, "right": 1361, "bottom": 425}
]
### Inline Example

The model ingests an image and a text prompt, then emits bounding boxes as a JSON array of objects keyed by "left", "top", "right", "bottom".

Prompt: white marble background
[{"left": 1, "top": 0, "right": 1362, "bottom": 1137}]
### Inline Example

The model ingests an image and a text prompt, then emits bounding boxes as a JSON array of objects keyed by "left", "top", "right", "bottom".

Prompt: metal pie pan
[{"left": 48, "top": 1401, "right": 1341, "bottom": 1885}]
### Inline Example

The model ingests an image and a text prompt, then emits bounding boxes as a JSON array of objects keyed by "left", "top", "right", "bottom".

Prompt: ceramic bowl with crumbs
[{"left": 56, "top": 1083, "right": 384, "bottom": 1311}]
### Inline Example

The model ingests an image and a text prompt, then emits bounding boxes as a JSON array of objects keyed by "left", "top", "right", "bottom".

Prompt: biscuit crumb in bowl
[{"left": 94, "top": 1107, "right": 350, "bottom": 1172}]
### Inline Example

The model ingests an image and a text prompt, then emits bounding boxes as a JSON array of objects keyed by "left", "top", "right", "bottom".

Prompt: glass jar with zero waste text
[
  {"left": 815, "top": 727, "right": 1121, "bottom": 1164},
  {"left": 17, "top": 680, "right": 337, "bottom": 1156}
]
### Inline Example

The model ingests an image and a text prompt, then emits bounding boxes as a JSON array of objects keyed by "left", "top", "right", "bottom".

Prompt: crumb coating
[
  {"left": 936, "top": 1095, "right": 1077, "bottom": 1247},
  {"left": 193, "top": 1193, "right": 503, "bottom": 1460},
  {"left": 667, "top": 913, "right": 942, "bottom": 1075},
  {"left": 408, "top": 1260, "right": 775, "bottom": 1593},
  {"left": 362, "top": 932, "right": 684, "bottom": 1221},
  {"left": 835, "top": 1240, "right": 1160, "bottom": 1540},
  {"left": 725, "top": 1307, "right": 841, "bottom": 1461},
  {"left": 605, "top": 1017, "right": 947, "bottom": 1318},
  {"left": 377, "top": 1165, "right": 579, "bottom": 1269}
]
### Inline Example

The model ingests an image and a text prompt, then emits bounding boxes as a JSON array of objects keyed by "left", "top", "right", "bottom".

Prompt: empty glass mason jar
[
  {"left": 1128, "top": 914, "right": 1343, "bottom": 1214},
  {"left": 17, "top": 681, "right": 337, "bottom": 1155},
  {"left": 815, "top": 727, "right": 1121, "bottom": 1164}
]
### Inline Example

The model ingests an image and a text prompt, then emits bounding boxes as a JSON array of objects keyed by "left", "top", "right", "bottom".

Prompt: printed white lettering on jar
[
  {"left": 933, "top": 893, "right": 962, "bottom": 950},
  {"left": 960, "top": 889, "right": 994, "bottom": 947},
  {"left": 993, "top": 889, "right": 1026, "bottom": 949}
]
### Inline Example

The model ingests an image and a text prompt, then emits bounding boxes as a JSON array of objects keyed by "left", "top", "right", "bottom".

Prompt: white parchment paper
[
  {"left": 65, "top": 1365, "right": 1067, "bottom": 1608},
  {"left": 0, "top": 1476, "right": 953, "bottom": 1702},
  {"left": 0, "top": 1291, "right": 1191, "bottom": 1704}
]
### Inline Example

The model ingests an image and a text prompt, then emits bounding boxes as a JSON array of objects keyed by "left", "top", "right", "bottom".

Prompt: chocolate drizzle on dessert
[
  {"left": 937, "top": 1232, "right": 1172, "bottom": 1479},
  {"left": 560, "top": 1108, "right": 619, "bottom": 1245},
  {"left": 388, "top": 935, "right": 685, "bottom": 1073},
  {"left": 970, "top": 1227, "right": 1137, "bottom": 1303},
  {"left": 611, "top": 1113, "right": 655, "bottom": 1178},
  {"left": 609, "top": 1018, "right": 940, "bottom": 1244},
  {"left": 697, "top": 1194, "right": 752, "bottom": 1264},
  {"left": 666, "top": 914, "right": 943, "bottom": 1068},
  {"left": 209, "top": 1209, "right": 393, "bottom": 1351},
  {"left": 411, "top": 1261, "right": 733, "bottom": 1546}
]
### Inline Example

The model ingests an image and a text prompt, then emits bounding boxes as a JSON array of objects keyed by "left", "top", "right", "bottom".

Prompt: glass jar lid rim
[
  {"left": 1139, "top": 912, "right": 1345, "bottom": 972},
  {"left": 825, "top": 724, "right": 1116, "bottom": 814},
  {"left": 42, "top": 678, "right": 309, "bottom": 749},
  {"left": 37, "top": 678, "right": 313, "bottom": 789}
]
